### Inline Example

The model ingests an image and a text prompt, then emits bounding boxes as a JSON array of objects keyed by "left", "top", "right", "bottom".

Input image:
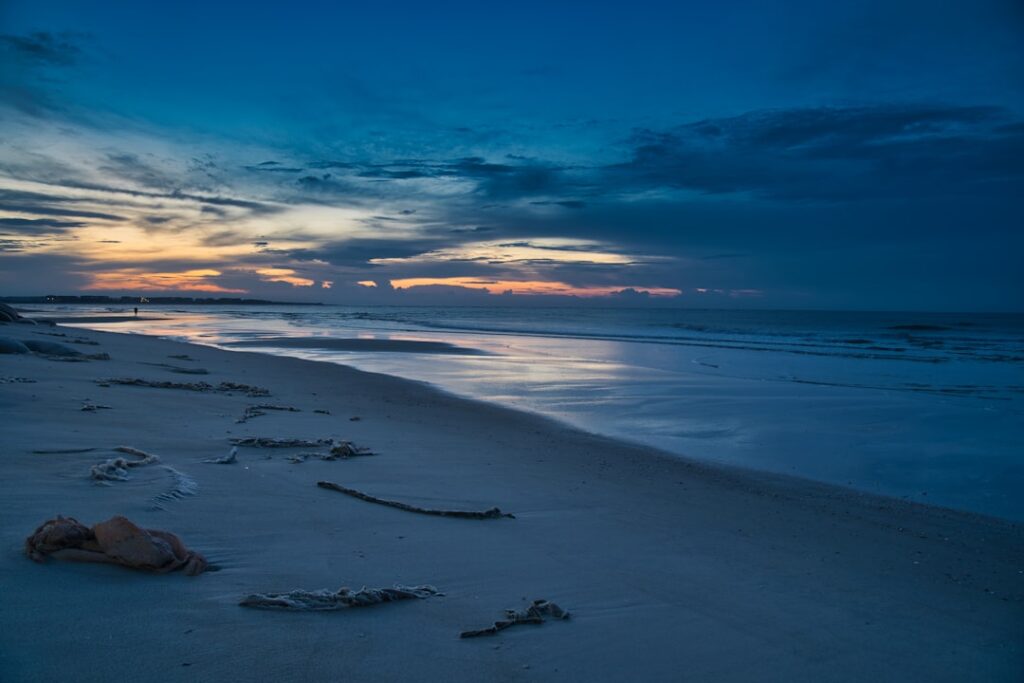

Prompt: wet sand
[{"left": 0, "top": 323, "right": 1021, "bottom": 681}]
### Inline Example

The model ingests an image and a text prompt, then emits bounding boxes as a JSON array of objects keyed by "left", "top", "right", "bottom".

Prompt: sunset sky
[{"left": 1, "top": 1, "right": 1022, "bottom": 309}]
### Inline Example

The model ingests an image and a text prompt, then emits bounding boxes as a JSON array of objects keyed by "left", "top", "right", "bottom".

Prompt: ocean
[{"left": 45, "top": 304, "right": 1024, "bottom": 520}]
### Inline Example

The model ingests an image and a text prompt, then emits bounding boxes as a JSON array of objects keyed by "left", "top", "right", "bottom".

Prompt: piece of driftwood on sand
[
  {"left": 460, "top": 599, "right": 570, "bottom": 638},
  {"left": 317, "top": 481, "right": 515, "bottom": 519},
  {"left": 25, "top": 515, "right": 207, "bottom": 575},
  {"left": 239, "top": 584, "right": 441, "bottom": 611}
]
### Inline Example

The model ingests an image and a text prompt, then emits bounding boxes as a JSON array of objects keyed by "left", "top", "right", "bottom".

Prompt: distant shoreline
[{"left": 1, "top": 296, "right": 323, "bottom": 306}]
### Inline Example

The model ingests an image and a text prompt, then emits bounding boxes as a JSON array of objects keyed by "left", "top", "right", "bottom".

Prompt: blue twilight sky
[{"left": 1, "top": 0, "right": 1022, "bottom": 309}]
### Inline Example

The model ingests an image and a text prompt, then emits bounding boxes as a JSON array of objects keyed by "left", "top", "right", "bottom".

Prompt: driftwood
[
  {"left": 239, "top": 584, "right": 441, "bottom": 611},
  {"left": 285, "top": 444, "right": 371, "bottom": 463},
  {"left": 324, "top": 441, "right": 374, "bottom": 459},
  {"left": 317, "top": 481, "right": 514, "bottom": 519},
  {"left": 236, "top": 404, "right": 301, "bottom": 423},
  {"left": 460, "top": 599, "right": 570, "bottom": 638},
  {"left": 90, "top": 446, "right": 161, "bottom": 481},
  {"left": 231, "top": 437, "right": 332, "bottom": 448},
  {"left": 25, "top": 515, "right": 207, "bottom": 575},
  {"left": 98, "top": 378, "right": 269, "bottom": 396}
]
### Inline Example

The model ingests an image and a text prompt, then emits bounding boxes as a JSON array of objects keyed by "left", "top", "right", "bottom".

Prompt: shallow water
[{"left": 47, "top": 304, "right": 1024, "bottom": 520}]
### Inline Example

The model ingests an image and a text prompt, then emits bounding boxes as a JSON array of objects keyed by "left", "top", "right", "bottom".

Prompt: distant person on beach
[{"left": 134, "top": 307, "right": 138, "bottom": 317}]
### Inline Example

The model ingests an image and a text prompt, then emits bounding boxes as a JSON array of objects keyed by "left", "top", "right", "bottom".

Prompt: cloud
[
  {"left": 388, "top": 276, "right": 680, "bottom": 298},
  {"left": 0, "top": 217, "right": 86, "bottom": 231},
  {"left": 0, "top": 32, "right": 82, "bottom": 66},
  {"left": 613, "top": 104, "right": 1024, "bottom": 201},
  {"left": 81, "top": 268, "right": 247, "bottom": 293},
  {"left": 254, "top": 267, "right": 315, "bottom": 287}
]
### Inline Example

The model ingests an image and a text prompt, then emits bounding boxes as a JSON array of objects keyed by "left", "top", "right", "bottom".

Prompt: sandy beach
[{"left": 1, "top": 321, "right": 1021, "bottom": 682}]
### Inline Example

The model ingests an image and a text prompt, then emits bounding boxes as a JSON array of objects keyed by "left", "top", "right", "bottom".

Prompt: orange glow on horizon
[
  {"left": 389, "top": 277, "right": 681, "bottom": 297},
  {"left": 82, "top": 268, "right": 247, "bottom": 293}
]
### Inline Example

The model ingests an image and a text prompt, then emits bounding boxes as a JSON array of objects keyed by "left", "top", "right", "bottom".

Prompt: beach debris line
[
  {"left": 236, "top": 404, "right": 301, "bottom": 423},
  {"left": 317, "top": 481, "right": 515, "bottom": 519},
  {"left": 231, "top": 437, "right": 332, "bottom": 448},
  {"left": 460, "top": 599, "right": 570, "bottom": 639},
  {"left": 231, "top": 437, "right": 374, "bottom": 461},
  {"left": 97, "top": 377, "right": 270, "bottom": 396},
  {"left": 240, "top": 584, "right": 441, "bottom": 611},
  {"left": 90, "top": 446, "right": 161, "bottom": 481},
  {"left": 25, "top": 515, "right": 208, "bottom": 575},
  {"left": 286, "top": 442, "right": 374, "bottom": 463},
  {"left": 204, "top": 446, "right": 238, "bottom": 464}
]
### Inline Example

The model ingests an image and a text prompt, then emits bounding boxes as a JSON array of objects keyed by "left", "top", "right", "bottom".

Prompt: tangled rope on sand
[
  {"left": 240, "top": 585, "right": 441, "bottom": 611},
  {"left": 317, "top": 481, "right": 514, "bottom": 519},
  {"left": 90, "top": 446, "right": 161, "bottom": 481},
  {"left": 460, "top": 599, "right": 570, "bottom": 638}
]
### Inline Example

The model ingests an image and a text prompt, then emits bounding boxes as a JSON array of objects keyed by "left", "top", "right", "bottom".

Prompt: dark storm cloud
[{"left": 614, "top": 104, "right": 1024, "bottom": 201}]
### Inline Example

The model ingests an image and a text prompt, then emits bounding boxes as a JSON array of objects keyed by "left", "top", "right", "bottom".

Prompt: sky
[{"left": 1, "top": 0, "right": 1022, "bottom": 310}]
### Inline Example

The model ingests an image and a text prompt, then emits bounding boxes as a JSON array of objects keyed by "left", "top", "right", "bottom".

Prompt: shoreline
[
  {"left": 46, "top": 304, "right": 1024, "bottom": 521},
  {"left": 1, "top": 323, "right": 1022, "bottom": 681}
]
